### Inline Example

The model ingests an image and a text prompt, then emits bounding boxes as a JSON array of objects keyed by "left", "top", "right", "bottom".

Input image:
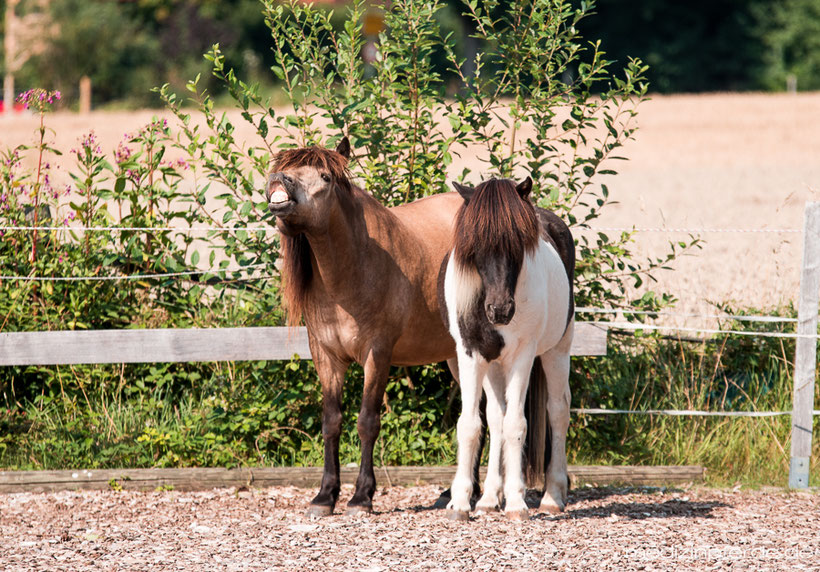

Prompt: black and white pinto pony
[{"left": 441, "top": 176, "right": 575, "bottom": 521}]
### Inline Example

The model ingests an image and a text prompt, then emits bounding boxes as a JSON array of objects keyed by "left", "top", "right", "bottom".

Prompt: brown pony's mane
[
  {"left": 274, "top": 145, "right": 352, "bottom": 327},
  {"left": 453, "top": 178, "right": 540, "bottom": 269}
]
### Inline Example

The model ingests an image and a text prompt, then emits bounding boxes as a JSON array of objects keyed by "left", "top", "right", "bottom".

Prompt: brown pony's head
[
  {"left": 266, "top": 137, "right": 352, "bottom": 235},
  {"left": 266, "top": 137, "right": 352, "bottom": 326},
  {"left": 451, "top": 177, "right": 539, "bottom": 325}
]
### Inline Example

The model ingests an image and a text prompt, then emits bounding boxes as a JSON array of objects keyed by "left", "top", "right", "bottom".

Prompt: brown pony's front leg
[
  {"left": 307, "top": 345, "right": 349, "bottom": 518},
  {"left": 347, "top": 347, "right": 393, "bottom": 515}
]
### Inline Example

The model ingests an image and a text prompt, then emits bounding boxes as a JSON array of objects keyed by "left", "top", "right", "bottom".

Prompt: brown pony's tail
[{"left": 524, "top": 357, "right": 550, "bottom": 490}]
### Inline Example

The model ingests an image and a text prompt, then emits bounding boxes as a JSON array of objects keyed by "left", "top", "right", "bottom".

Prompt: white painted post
[{"left": 789, "top": 202, "right": 820, "bottom": 488}]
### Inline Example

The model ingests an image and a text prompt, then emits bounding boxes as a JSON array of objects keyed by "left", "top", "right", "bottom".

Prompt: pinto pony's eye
[{"left": 320, "top": 173, "right": 332, "bottom": 183}]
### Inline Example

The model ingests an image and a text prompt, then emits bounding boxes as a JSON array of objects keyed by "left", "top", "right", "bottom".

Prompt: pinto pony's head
[
  {"left": 266, "top": 137, "right": 352, "bottom": 326},
  {"left": 451, "top": 177, "right": 539, "bottom": 325}
]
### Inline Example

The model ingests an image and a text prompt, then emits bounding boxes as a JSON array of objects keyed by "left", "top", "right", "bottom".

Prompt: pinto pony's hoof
[
  {"left": 505, "top": 509, "right": 531, "bottom": 522},
  {"left": 306, "top": 504, "right": 334, "bottom": 519},
  {"left": 345, "top": 505, "right": 373, "bottom": 517},
  {"left": 446, "top": 510, "right": 470, "bottom": 522},
  {"left": 539, "top": 502, "right": 565, "bottom": 515},
  {"left": 474, "top": 503, "right": 500, "bottom": 516}
]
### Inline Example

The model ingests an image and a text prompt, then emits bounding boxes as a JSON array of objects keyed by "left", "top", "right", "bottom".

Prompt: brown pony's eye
[{"left": 321, "top": 173, "right": 331, "bottom": 183}]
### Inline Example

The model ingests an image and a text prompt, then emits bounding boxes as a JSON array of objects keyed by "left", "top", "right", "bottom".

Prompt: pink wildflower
[
  {"left": 17, "top": 89, "right": 61, "bottom": 111},
  {"left": 114, "top": 142, "right": 133, "bottom": 165}
]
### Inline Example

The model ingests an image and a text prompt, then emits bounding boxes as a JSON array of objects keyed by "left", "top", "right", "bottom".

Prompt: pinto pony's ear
[
  {"left": 515, "top": 176, "right": 533, "bottom": 199},
  {"left": 335, "top": 136, "right": 351, "bottom": 159},
  {"left": 452, "top": 181, "right": 476, "bottom": 203}
]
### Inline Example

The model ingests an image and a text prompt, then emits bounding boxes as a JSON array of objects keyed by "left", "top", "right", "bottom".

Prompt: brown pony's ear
[
  {"left": 335, "top": 136, "right": 351, "bottom": 159},
  {"left": 452, "top": 181, "right": 476, "bottom": 203},
  {"left": 515, "top": 176, "right": 533, "bottom": 199}
]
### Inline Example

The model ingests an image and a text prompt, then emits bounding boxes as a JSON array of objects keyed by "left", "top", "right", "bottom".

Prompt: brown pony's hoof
[
  {"left": 305, "top": 504, "right": 334, "bottom": 519},
  {"left": 505, "top": 509, "right": 530, "bottom": 522},
  {"left": 446, "top": 510, "right": 470, "bottom": 522},
  {"left": 345, "top": 505, "right": 372, "bottom": 517}
]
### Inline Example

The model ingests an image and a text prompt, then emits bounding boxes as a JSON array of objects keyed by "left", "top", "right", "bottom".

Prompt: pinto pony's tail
[{"left": 524, "top": 357, "right": 550, "bottom": 490}]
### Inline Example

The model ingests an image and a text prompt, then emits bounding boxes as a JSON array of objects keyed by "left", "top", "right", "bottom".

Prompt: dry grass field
[{"left": 2, "top": 92, "right": 819, "bottom": 318}]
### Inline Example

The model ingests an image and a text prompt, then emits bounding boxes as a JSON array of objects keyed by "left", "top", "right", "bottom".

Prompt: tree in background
[
  {"left": 17, "top": 0, "right": 158, "bottom": 105},
  {"left": 12, "top": 0, "right": 269, "bottom": 107},
  {"left": 577, "top": 0, "right": 768, "bottom": 92},
  {"left": 5, "top": 0, "right": 820, "bottom": 107},
  {"left": 756, "top": 0, "right": 820, "bottom": 91}
]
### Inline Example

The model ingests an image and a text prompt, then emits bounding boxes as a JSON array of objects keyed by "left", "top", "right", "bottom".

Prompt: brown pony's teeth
[{"left": 270, "top": 189, "right": 290, "bottom": 204}]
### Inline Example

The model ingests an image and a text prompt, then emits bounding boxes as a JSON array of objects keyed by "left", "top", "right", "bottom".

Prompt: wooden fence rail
[
  {"left": 0, "top": 465, "right": 704, "bottom": 494},
  {"left": 0, "top": 322, "right": 607, "bottom": 366}
]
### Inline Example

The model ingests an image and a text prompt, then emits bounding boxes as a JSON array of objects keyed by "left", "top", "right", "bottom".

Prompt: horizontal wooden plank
[
  {"left": 0, "top": 323, "right": 606, "bottom": 366},
  {"left": 571, "top": 322, "right": 608, "bottom": 356},
  {"left": 0, "top": 464, "right": 701, "bottom": 493},
  {"left": 0, "top": 327, "right": 312, "bottom": 365}
]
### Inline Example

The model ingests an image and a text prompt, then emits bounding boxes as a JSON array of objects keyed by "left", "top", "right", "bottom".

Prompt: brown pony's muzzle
[{"left": 266, "top": 172, "right": 296, "bottom": 216}]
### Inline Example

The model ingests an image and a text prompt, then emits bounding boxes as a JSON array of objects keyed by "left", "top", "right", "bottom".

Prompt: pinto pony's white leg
[
  {"left": 476, "top": 370, "right": 505, "bottom": 513},
  {"left": 501, "top": 356, "right": 534, "bottom": 520},
  {"left": 539, "top": 321, "right": 573, "bottom": 514},
  {"left": 447, "top": 355, "right": 485, "bottom": 520}
]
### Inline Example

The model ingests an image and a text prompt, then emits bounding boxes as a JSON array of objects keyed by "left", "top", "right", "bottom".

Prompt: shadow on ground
[{"left": 399, "top": 486, "right": 729, "bottom": 521}]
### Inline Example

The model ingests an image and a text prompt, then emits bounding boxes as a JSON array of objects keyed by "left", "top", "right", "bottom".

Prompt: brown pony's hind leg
[
  {"left": 306, "top": 347, "right": 349, "bottom": 518},
  {"left": 347, "top": 347, "right": 393, "bottom": 515}
]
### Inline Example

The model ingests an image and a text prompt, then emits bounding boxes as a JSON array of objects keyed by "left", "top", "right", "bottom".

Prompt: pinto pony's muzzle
[
  {"left": 486, "top": 298, "right": 515, "bottom": 326},
  {"left": 266, "top": 172, "right": 297, "bottom": 216}
]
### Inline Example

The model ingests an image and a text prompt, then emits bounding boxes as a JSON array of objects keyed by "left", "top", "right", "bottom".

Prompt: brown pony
[
  {"left": 265, "top": 138, "right": 568, "bottom": 516},
  {"left": 266, "top": 138, "right": 463, "bottom": 516}
]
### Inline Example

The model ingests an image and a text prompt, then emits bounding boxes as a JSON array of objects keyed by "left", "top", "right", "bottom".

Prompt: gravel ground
[{"left": 1, "top": 484, "right": 819, "bottom": 571}]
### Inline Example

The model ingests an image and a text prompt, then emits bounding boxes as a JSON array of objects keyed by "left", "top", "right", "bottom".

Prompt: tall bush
[{"left": 164, "top": 0, "right": 697, "bottom": 313}]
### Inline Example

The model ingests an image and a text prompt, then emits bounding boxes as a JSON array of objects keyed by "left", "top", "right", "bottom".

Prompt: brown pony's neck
[
  {"left": 280, "top": 184, "right": 377, "bottom": 325},
  {"left": 273, "top": 145, "right": 355, "bottom": 326}
]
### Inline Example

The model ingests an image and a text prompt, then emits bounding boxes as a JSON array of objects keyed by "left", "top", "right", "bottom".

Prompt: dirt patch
[{"left": 1, "top": 484, "right": 818, "bottom": 570}]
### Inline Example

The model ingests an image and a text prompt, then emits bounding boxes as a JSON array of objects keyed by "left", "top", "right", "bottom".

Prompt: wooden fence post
[
  {"left": 789, "top": 201, "right": 820, "bottom": 488},
  {"left": 79, "top": 75, "right": 92, "bottom": 114}
]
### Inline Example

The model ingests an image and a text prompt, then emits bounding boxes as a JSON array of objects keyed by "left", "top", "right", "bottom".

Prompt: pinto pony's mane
[
  {"left": 452, "top": 178, "right": 540, "bottom": 313},
  {"left": 274, "top": 145, "right": 352, "bottom": 326}
]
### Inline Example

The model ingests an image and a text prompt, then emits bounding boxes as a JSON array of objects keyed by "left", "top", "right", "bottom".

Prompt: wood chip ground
[{"left": 1, "top": 484, "right": 819, "bottom": 570}]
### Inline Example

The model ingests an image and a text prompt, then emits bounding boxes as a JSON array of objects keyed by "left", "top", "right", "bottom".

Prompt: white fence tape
[
  {"left": 0, "top": 225, "right": 277, "bottom": 234},
  {"left": 0, "top": 263, "right": 272, "bottom": 282},
  {"left": 0, "top": 225, "right": 802, "bottom": 235},
  {"left": 571, "top": 408, "right": 820, "bottom": 417},
  {"left": 579, "top": 227, "right": 801, "bottom": 234},
  {"left": 587, "top": 320, "right": 820, "bottom": 340},
  {"left": 575, "top": 307, "right": 798, "bottom": 323}
]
